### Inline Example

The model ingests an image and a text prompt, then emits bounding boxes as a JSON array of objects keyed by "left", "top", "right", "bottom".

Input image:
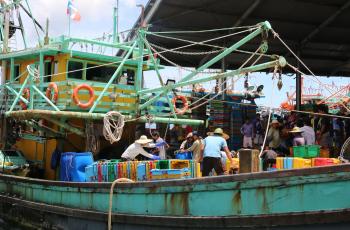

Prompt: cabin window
[
  {"left": 13, "top": 64, "right": 20, "bottom": 81},
  {"left": 53, "top": 61, "right": 58, "bottom": 74},
  {"left": 67, "top": 61, "right": 84, "bottom": 79},
  {"left": 86, "top": 63, "right": 117, "bottom": 82},
  {"left": 118, "top": 69, "right": 135, "bottom": 85},
  {"left": 44, "top": 61, "right": 52, "bottom": 82}
]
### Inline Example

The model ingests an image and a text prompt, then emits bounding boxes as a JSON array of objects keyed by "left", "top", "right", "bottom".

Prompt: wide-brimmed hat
[
  {"left": 186, "top": 132, "right": 193, "bottom": 138},
  {"left": 214, "top": 128, "right": 224, "bottom": 134},
  {"left": 271, "top": 120, "right": 280, "bottom": 125},
  {"left": 289, "top": 127, "right": 303, "bottom": 133},
  {"left": 135, "top": 135, "right": 153, "bottom": 144},
  {"left": 207, "top": 128, "right": 230, "bottom": 140}
]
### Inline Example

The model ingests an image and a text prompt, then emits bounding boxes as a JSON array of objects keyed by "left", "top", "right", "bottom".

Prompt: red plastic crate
[{"left": 313, "top": 158, "right": 334, "bottom": 167}]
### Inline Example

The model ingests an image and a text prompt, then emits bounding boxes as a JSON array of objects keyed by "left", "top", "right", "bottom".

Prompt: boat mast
[
  {"left": 112, "top": 0, "right": 119, "bottom": 43},
  {"left": 1, "top": 0, "right": 10, "bottom": 85}
]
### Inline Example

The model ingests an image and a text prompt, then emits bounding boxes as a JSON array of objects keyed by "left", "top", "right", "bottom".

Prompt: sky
[{"left": 8, "top": 0, "right": 350, "bottom": 108}]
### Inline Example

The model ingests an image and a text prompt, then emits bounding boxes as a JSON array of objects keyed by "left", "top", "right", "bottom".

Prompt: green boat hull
[{"left": 1, "top": 165, "right": 350, "bottom": 229}]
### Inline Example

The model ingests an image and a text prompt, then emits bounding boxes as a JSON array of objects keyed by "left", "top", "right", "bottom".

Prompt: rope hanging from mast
[{"left": 103, "top": 111, "right": 125, "bottom": 144}]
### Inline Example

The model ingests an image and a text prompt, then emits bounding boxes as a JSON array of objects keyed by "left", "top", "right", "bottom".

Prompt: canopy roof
[{"left": 128, "top": 0, "right": 350, "bottom": 77}]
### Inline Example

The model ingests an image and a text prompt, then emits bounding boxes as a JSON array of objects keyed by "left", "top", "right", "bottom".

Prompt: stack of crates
[
  {"left": 85, "top": 159, "right": 201, "bottom": 182},
  {"left": 293, "top": 145, "right": 320, "bottom": 158}
]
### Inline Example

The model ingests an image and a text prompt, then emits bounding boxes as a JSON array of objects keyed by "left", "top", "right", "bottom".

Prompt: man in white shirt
[
  {"left": 121, "top": 135, "right": 159, "bottom": 161},
  {"left": 151, "top": 131, "right": 169, "bottom": 160}
]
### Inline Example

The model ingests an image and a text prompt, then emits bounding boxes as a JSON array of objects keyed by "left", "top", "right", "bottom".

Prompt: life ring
[
  {"left": 172, "top": 95, "right": 189, "bottom": 115},
  {"left": 45, "top": 82, "right": 59, "bottom": 105},
  {"left": 19, "top": 88, "right": 30, "bottom": 110},
  {"left": 72, "top": 84, "right": 95, "bottom": 109}
]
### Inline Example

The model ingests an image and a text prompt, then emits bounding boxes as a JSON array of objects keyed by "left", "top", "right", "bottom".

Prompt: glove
[{"left": 151, "top": 155, "right": 161, "bottom": 160}]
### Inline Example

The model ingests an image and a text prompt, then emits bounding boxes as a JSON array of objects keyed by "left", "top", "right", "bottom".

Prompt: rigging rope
[
  {"left": 103, "top": 111, "right": 125, "bottom": 144},
  {"left": 150, "top": 25, "right": 260, "bottom": 34},
  {"left": 259, "top": 66, "right": 278, "bottom": 157},
  {"left": 271, "top": 29, "right": 350, "bottom": 112}
]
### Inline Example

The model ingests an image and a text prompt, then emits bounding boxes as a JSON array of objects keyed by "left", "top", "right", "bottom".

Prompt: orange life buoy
[
  {"left": 19, "top": 88, "right": 30, "bottom": 110},
  {"left": 172, "top": 95, "right": 189, "bottom": 115},
  {"left": 45, "top": 82, "right": 59, "bottom": 105},
  {"left": 72, "top": 84, "right": 95, "bottom": 109}
]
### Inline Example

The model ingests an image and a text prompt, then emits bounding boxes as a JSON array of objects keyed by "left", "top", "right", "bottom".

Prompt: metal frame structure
[{"left": 1, "top": 1, "right": 287, "bottom": 139}]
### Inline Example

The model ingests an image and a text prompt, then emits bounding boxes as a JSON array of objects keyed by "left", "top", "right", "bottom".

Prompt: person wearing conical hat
[
  {"left": 289, "top": 127, "right": 305, "bottom": 146},
  {"left": 121, "top": 135, "right": 160, "bottom": 161},
  {"left": 200, "top": 128, "right": 234, "bottom": 177}
]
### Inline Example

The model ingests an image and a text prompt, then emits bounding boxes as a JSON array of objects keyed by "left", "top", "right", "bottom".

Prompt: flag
[{"left": 67, "top": 0, "right": 81, "bottom": 21}]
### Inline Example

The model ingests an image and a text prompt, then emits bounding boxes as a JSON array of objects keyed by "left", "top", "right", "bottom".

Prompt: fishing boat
[{"left": 1, "top": 1, "right": 350, "bottom": 229}]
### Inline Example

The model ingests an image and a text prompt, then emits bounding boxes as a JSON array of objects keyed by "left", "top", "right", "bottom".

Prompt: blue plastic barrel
[
  {"left": 60, "top": 152, "right": 74, "bottom": 181},
  {"left": 60, "top": 152, "right": 93, "bottom": 182},
  {"left": 175, "top": 151, "right": 193, "bottom": 160}
]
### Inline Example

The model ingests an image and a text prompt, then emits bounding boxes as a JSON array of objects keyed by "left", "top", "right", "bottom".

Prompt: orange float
[
  {"left": 172, "top": 95, "right": 189, "bottom": 115},
  {"left": 45, "top": 82, "right": 59, "bottom": 105},
  {"left": 19, "top": 88, "right": 30, "bottom": 110},
  {"left": 72, "top": 84, "right": 95, "bottom": 109}
]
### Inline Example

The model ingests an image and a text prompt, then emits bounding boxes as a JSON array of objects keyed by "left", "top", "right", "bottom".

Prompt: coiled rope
[{"left": 103, "top": 111, "right": 125, "bottom": 144}]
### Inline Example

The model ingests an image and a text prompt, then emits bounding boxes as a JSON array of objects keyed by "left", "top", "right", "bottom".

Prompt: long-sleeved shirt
[
  {"left": 184, "top": 139, "right": 202, "bottom": 162},
  {"left": 267, "top": 127, "right": 281, "bottom": 148},
  {"left": 300, "top": 126, "right": 315, "bottom": 145},
  {"left": 241, "top": 123, "right": 254, "bottom": 137},
  {"left": 121, "top": 143, "right": 154, "bottom": 160}
]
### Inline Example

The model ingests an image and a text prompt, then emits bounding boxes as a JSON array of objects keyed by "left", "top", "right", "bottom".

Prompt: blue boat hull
[{"left": 1, "top": 165, "right": 350, "bottom": 229}]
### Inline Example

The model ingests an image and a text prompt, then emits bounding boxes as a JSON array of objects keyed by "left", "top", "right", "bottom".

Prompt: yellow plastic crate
[{"left": 293, "top": 158, "right": 311, "bottom": 169}]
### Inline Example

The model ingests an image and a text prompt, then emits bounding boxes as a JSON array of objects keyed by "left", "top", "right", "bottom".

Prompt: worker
[
  {"left": 181, "top": 131, "right": 202, "bottom": 162},
  {"left": 267, "top": 119, "right": 281, "bottom": 148},
  {"left": 290, "top": 127, "right": 305, "bottom": 146},
  {"left": 240, "top": 117, "right": 254, "bottom": 148},
  {"left": 260, "top": 146, "right": 278, "bottom": 171},
  {"left": 121, "top": 135, "right": 160, "bottom": 161},
  {"left": 180, "top": 132, "right": 194, "bottom": 150},
  {"left": 200, "top": 128, "right": 234, "bottom": 177},
  {"left": 151, "top": 131, "right": 169, "bottom": 160}
]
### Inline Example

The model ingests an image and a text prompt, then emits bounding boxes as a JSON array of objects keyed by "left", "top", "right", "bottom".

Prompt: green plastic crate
[
  {"left": 306, "top": 145, "right": 320, "bottom": 158},
  {"left": 293, "top": 146, "right": 307, "bottom": 158},
  {"left": 156, "top": 160, "right": 170, "bottom": 169}
]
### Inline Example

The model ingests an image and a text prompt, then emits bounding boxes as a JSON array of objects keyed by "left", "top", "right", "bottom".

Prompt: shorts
[
  {"left": 202, "top": 157, "right": 224, "bottom": 177},
  {"left": 254, "top": 134, "right": 263, "bottom": 145},
  {"left": 243, "top": 136, "right": 253, "bottom": 148}
]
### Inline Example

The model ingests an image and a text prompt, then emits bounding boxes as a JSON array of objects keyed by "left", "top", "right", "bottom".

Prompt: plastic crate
[
  {"left": 156, "top": 160, "right": 170, "bottom": 169},
  {"left": 137, "top": 163, "right": 147, "bottom": 181},
  {"left": 283, "top": 157, "right": 293, "bottom": 169},
  {"left": 306, "top": 145, "right": 320, "bottom": 158},
  {"left": 167, "top": 169, "right": 184, "bottom": 179},
  {"left": 312, "top": 158, "right": 334, "bottom": 167},
  {"left": 293, "top": 158, "right": 311, "bottom": 169},
  {"left": 293, "top": 146, "right": 307, "bottom": 158},
  {"left": 170, "top": 160, "right": 190, "bottom": 169},
  {"left": 276, "top": 157, "right": 284, "bottom": 169},
  {"left": 151, "top": 169, "right": 168, "bottom": 180}
]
